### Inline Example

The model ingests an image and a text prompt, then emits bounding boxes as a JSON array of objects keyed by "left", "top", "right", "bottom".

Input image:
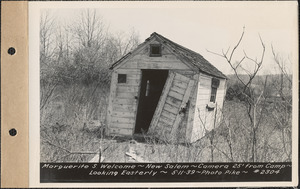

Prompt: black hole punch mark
[
  {"left": 8, "top": 47, "right": 16, "bottom": 55},
  {"left": 9, "top": 128, "right": 17, "bottom": 136}
]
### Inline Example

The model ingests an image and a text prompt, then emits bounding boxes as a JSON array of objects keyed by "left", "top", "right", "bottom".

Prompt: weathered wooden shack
[{"left": 107, "top": 32, "right": 227, "bottom": 143}]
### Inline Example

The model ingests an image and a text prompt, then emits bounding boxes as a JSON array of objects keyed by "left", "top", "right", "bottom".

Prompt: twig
[
  {"left": 206, "top": 49, "right": 224, "bottom": 58},
  {"left": 229, "top": 26, "right": 245, "bottom": 62},
  {"left": 42, "top": 137, "right": 105, "bottom": 155}
]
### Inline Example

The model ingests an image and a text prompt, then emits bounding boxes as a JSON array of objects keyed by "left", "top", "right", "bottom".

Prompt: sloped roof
[{"left": 110, "top": 32, "right": 227, "bottom": 79}]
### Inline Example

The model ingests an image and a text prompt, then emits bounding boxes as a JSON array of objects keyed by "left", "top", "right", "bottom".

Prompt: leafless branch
[
  {"left": 206, "top": 49, "right": 225, "bottom": 58},
  {"left": 42, "top": 138, "right": 98, "bottom": 154},
  {"left": 271, "top": 44, "right": 292, "bottom": 85},
  {"left": 211, "top": 144, "right": 234, "bottom": 162},
  {"left": 40, "top": 82, "right": 58, "bottom": 110},
  {"left": 229, "top": 26, "right": 245, "bottom": 62}
]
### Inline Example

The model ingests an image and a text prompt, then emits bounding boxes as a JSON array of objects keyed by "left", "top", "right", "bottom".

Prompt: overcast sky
[{"left": 34, "top": 1, "right": 298, "bottom": 75}]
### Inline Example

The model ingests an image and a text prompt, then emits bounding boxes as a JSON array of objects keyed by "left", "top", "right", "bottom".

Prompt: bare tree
[
  {"left": 271, "top": 45, "right": 292, "bottom": 97},
  {"left": 55, "top": 23, "right": 73, "bottom": 65},
  {"left": 270, "top": 46, "right": 292, "bottom": 161},
  {"left": 208, "top": 27, "right": 267, "bottom": 162},
  {"left": 72, "top": 9, "right": 107, "bottom": 48},
  {"left": 40, "top": 12, "right": 75, "bottom": 111},
  {"left": 110, "top": 29, "right": 140, "bottom": 56},
  {"left": 40, "top": 11, "right": 60, "bottom": 110},
  {"left": 40, "top": 11, "right": 57, "bottom": 68},
  {"left": 40, "top": 9, "right": 143, "bottom": 162},
  {"left": 70, "top": 9, "right": 110, "bottom": 84}
]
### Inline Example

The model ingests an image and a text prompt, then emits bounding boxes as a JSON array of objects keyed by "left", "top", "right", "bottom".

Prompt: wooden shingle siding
[
  {"left": 191, "top": 74, "right": 211, "bottom": 142},
  {"left": 116, "top": 92, "right": 137, "bottom": 99},
  {"left": 110, "top": 123, "right": 135, "bottom": 129},
  {"left": 121, "top": 61, "right": 190, "bottom": 70},
  {"left": 165, "top": 96, "right": 181, "bottom": 108},
  {"left": 116, "top": 78, "right": 139, "bottom": 85},
  {"left": 116, "top": 69, "right": 141, "bottom": 74},
  {"left": 110, "top": 127, "right": 133, "bottom": 136},
  {"left": 126, "top": 74, "right": 141, "bottom": 80},
  {"left": 158, "top": 122, "right": 173, "bottom": 133},
  {"left": 170, "top": 79, "right": 195, "bottom": 141},
  {"left": 159, "top": 115, "right": 174, "bottom": 124},
  {"left": 113, "top": 98, "right": 135, "bottom": 105},
  {"left": 119, "top": 41, "right": 191, "bottom": 70},
  {"left": 149, "top": 72, "right": 195, "bottom": 142},
  {"left": 168, "top": 90, "right": 184, "bottom": 100},
  {"left": 174, "top": 73, "right": 190, "bottom": 83},
  {"left": 159, "top": 116, "right": 174, "bottom": 126},
  {"left": 185, "top": 74, "right": 199, "bottom": 143},
  {"left": 108, "top": 33, "right": 227, "bottom": 142},
  {"left": 108, "top": 69, "right": 141, "bottom": 135},
  {"left": 156, "top": 112, "right": 176, "bottom": 131},
  {"left": 173, "top": 80, "right": 188, "bottom": 89},
  {"left": 161, "top": 109, "right": 177, "bottom": 120},
  {"left": 190, "top": 73, "right": 226, "bottom": 143},
  {"left": 106, "top": 71, "right": 118, "bottom": 135},
  {"left": 116, "top": 86, "right": 139, "bottom": 93},
  {"left": 175, "top": 70, "right": 196, "bottom": 76},
  {"left": 112, "top": 104, "right": 137, "bottom": 112},
  {"left": 112, "top": 111, "right": 136, "bottom": 118},
  {"left": 110, "top": 33, "right": 226, "bottom": 79},
  {"left": 111, "top": 117, "right": 135, "bottom": 124},
  {"left": 170, "top": 85, "right": 186, "bottom": 95},
  {"left": 217, "top": 89, "right": 225, "bottom": 95},
  {"left": 197, "top": 88, "right": 211, "bottom": 95},
  {"left": 164, "top": 103, "right": 179, "bottom": 115},
  {"left": 149, "top": 72, "right": 175, "bottom": 131}
]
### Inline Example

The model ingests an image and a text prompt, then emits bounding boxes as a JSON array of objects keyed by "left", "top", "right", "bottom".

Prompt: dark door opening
[{"left": 134, "top": 70, "right": 169, "bottom": 134}]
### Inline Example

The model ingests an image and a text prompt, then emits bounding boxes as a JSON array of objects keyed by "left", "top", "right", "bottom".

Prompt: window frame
[
  {"left": 149, "top": 44, "right": 162, "bottom": 57},
  {"left": 210, "top": 86, "right": 217, "bottom": 103},
  {"left": 210, "top": 78, "right": 220, "bottom": 103},
  {"left": 117, "top": 74, "right": 127, "bottom": 84}
]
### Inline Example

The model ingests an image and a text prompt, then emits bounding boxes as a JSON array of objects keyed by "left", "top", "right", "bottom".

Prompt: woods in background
[
  {"left": 207, "top": 28, "right": 292, "bottom": 162},
  {"left": 40, "top": 9, "right": 140, "bottom": 121},
  {"left": 39, "top": 10, "right": 293, "bottom": 163}
]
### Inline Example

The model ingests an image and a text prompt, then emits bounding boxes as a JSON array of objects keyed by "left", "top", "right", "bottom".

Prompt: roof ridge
[
  {"left": 153, "top": 32, "right": 226, "bottom": 79},
  {"left": 110, "top": 32, "right": 226, "bottom": 79},
  {"left": 153, "top": 32, "right": 202, "bottom": 57}
]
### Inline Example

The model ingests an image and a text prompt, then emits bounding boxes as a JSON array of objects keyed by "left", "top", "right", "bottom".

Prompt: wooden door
[
  {"left": 148, "top": 72, "right": 195, "bottom": 142},
  {"left": 134, "top": 70, "right": 168, "bottom": 134}
]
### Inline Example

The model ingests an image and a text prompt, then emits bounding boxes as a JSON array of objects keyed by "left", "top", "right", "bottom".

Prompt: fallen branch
[
  {"left": 42, "top": 137, "right": 109, "bottom": 154},
  {"left": 125, "top": 152, "right": 145, "bottom": 162}
]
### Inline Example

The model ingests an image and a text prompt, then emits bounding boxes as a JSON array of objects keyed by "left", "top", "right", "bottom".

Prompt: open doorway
[{"left": 134, "top": 70, "right": 169, "bottom": 134}]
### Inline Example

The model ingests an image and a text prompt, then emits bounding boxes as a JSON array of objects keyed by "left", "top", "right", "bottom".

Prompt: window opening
[
  {"left": 118, "top": 74, "right": 127, "bottom": 83},
  {"left": 210, "top": 78, "right": 220, "bottom": 103},
  {"left": 145, "top": 80, "right": 150, "bottom": 96},
  {"left": 150, "top": 44, "right": 162, "bottom": 57},
  {"left": 210, "top": 87, "right": 217, "bottom": 102}
]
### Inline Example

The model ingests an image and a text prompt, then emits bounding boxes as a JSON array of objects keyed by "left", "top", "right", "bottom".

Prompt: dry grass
[
  {"left": 40, "top": 82, "right": 292, "bottom": 163},
  {"left": 40, "top": 82, "right": 109, "bottom": 162}
]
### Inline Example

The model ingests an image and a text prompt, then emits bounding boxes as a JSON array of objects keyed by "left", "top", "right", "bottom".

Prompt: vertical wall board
[
  {"left": 148, "top": 72, "right": 175, "bottom": 133},
  {"left": 131, "top": 69, "right": 142, "bottom": 135},
  {"left": 149, "top": 72, "right": 195, "bottom": 142},
  {"left": 114, "top": 37, "right": 158, "bottom": 70},
  {"left": 1, "top": 1, "right": 29, "bottom": 188},
  {"left": 106, "top": 71, "right": 118, "bottom": 135},
  {"left": 190, "top": 73, "right": 226, "bottom": 143},
  {"left": 191, "top": 73, "right": 212, "bottom": 142},
  {"left": 185, "top": 74, "right": 199, "bottom": 143},
  {"left": 109, "top": 68, "right": 141, "bottom": 135},
  {"left": 117, "top": 36, "right": 197, "bottom": 72},
  {"left": 175, "top": 74, "right": 198, "bottom": 143},
  {"left": 170, "top": 79, "right": 195, "bottom": 142},
  {"left": 215, "top": 79, "right": 227, "bottom": 123}
]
